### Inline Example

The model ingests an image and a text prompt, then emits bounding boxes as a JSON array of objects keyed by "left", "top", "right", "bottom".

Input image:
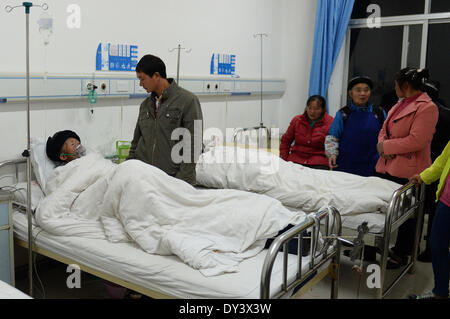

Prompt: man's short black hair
[
  {"left": 46, "top": 130, "right": 80, "bottom": 162},
  {"left": 135, "top": 54, "right": 167, "bottom": 78}
]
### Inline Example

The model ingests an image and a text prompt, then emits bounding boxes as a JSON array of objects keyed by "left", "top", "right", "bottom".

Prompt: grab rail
[
  {"left": 260, "top": 206, "right": 341, "bottom": 299},
  {"left": 0, "top": 158, "right": 26, "bottom": 184},
  {"left": 378, "top": 182, "right": 425, "bottom": 298},
  {"left": 232, "top": 125, "right": 271, "bottom": 150}
]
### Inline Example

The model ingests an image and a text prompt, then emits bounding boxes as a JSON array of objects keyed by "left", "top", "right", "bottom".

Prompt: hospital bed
[
  {"left": 340, "top": 181, "right": 425, "bottom": 299},
  {"left": 0, "top": 158, "right": 342, "bottom": 299},
  {"left": 198, "top": 139, "right": 426, "bottom": 299}
]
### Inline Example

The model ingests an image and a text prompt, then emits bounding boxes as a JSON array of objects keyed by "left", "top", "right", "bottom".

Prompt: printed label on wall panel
[
  {"left": 210, "top": 53, "right": 236, "bottom": 75},
  {"left": 96, "top": 43, "right": 138, "bottom": 71}
]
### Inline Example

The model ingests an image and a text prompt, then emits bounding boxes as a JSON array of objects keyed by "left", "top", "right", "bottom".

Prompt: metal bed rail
[
  {"left": 260, "top": 206, "right": 342, "bottom": 299},
  {"left": 5, "top": 158, "right": 339, "bottom": 299},
  {"left": 0, "top": 157, "right": 33, "bottom": 296},
  {"left": 0, "top": 158, "right": 27, "bottom": 184},
  {"left": 233, "top": 125, "right": 271, "bottom": 150},
  {"left": 0, "top": 159, "right": 28, "bottom": 210},
  {"left": 377, "top": 181, "right": 425, "bottom": 299}
]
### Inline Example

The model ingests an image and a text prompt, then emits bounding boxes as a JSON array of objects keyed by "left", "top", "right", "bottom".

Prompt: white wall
[
  {"left": 0, "top": 0, "right": 317, "bottom": 161},
  {"left": 279, "top": 0, "right": 318, "bottom": 133}
]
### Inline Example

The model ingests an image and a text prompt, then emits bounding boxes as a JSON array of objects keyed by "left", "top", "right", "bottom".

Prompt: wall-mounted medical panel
[
  {"left": 234, "top": 80, "right": 261, "bottom": 94},
  {"left": 203, "top": 80, "right": 220, "bottom": 95},
  {"left": 0, "top": 77, "right": 82, "bottom": 99},
  {"left": 178, "top": 79, "right": 205, "bottom": 94},
  {"left": 81, "top": 79, "right": 110, "bottom": 95},
  {"left": 0, "top": 74, "right": 285, "bottom": 102},
  {"left": 233, "top": 80, "right": 285, "bottom": 94},
  {"left": 110, "top": 79, "right": 135, "bottom": 95},
  {"left": 219, "top": 80, "right": 234, "bottom": 94},
  {"left": 260, "top": 80, "right": 286, "bottom": 94},
  {"left": 134, "top": 79, "right": 147, "bottom": 94}
]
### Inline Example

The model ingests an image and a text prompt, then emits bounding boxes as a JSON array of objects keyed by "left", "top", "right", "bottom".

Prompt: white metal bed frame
[
  {"left": 340, "top": 181, "right": 426, "bottom": 299},
  {"left": 1, "top": 158, "right": 342, "bottom": 299},
  {"left": 227, "top": 131, "right": 426, "bottom": 299}
]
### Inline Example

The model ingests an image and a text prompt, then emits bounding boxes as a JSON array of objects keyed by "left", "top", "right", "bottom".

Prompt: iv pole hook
[
  {"left": 169, "top": 44, "right": 192, "bottom": 84},
  {"left": 253, "top": 33, "right": 268, "bottom": 127}
]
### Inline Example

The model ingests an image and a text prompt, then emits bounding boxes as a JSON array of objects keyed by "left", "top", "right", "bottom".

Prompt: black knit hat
[
  {"left": 46, "top": 130, "right": 80, "bottom": 162},
  {"left": 347, "top": 76, "right": 374, "bottom": 91}
]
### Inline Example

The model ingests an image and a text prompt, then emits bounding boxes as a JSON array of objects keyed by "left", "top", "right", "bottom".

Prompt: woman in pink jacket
[
  {"left": 280, "top": 95, "right": 333, "bottom": 169},
  {"left": 375, "top": 67, "right": 439, "bottom": 269}
]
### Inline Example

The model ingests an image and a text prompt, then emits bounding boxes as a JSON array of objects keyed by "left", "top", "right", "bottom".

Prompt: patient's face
[{"left": 60, "top": 137, "right": 80, "bottom": 162}]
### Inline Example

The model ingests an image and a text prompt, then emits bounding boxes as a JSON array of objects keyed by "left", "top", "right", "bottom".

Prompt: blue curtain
[{"left": 308, "top": 0, "right": 355, "bottom": 112}]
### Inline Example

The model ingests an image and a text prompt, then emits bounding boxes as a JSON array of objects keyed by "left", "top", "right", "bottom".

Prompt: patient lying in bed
[
  {"left": 36, "top": 145, "right": 307, "bottom": 277},
  {"left": 196, "top": 146, "right": 402, "bottom": 216}
]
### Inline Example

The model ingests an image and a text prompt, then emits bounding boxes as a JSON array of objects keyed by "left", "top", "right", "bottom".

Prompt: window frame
[{"left": 338, "top": 0, "right": 450, "bottom": 106}]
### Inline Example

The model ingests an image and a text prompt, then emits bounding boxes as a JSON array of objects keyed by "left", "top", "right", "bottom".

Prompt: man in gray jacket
[{"left": 128, "top": 54, "right": 203, "bottom": 185}]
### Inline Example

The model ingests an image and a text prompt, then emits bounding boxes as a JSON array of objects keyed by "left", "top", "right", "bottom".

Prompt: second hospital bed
[
  {"left": 195, "top": 144, "right": 426, "bottom": 299},
  {"left": 0, "top": 155, "right": 343, "bottom": 299}
]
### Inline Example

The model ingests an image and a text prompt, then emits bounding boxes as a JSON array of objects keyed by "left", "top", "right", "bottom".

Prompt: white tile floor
[
  {"left": 301, "top": 253, "right": 435, "bottom": 299},
  {"left": 301, "top": 217, "right": 436, "bottom": 299}
]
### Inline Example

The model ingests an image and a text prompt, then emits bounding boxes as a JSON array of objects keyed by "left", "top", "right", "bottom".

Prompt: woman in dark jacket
[
  {"left": 280, "top": 95, "right": 333, "bottom": 169},
  {"left": 325, "top": 76, "right": 386, "bottom": 177}
]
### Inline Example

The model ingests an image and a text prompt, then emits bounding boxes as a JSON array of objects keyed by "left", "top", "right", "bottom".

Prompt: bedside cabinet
[{"left": 0, "top": 190, "right": 14, "bottom": 285}]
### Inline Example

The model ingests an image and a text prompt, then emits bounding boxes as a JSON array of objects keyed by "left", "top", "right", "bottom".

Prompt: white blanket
[
  {"left": 196, "top": 146, "right": 401, "bottom": 216},
  {"left": 36, "top": 153, "right": 306, "bottom": 276}
]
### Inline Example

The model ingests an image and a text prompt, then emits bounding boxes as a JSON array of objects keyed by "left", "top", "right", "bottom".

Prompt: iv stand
[
  {"left": 5, "top": 1, "right": 48, "bottom": 298},
  {"left": 255, "top": 33, "right": 267, "bottom": 128},
  {"left": 233, "top": 33, "right": 271, "bottom": 149},
  {"left": 169, "top": 44, "right": 191, "bottom": 84}
]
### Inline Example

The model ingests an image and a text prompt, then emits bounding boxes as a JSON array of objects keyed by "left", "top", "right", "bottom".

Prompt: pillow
[
  {"left": 30, "top": 138, "right": 56, "bottom": 194},
  {"left": 11, "top": 181, "right": 45, "bottom": 211}
]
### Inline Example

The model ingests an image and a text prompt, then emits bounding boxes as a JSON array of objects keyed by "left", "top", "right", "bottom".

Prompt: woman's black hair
[
  {"left": 422, "top": 80, "right": 440, "bottom": 100},
  {"left": 395, "top": 67, "right": 430, "bottom": 91},
  {"left": 306, "top": 95, "right": 327, "bottom": 110},
  {"left": 304, "top": 95, "right": 327, "bottom": 117}
]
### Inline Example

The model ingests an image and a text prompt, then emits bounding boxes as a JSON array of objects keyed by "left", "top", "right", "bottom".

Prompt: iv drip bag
[{"left": 37, "top": 12, "right": 53, "bottom": 45}]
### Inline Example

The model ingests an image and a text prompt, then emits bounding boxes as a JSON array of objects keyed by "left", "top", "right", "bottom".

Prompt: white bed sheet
[
  {"left": 0, "top": 280, "right": 32, "bottom": 299},
  {"left": 10, "top": 177, "right": 386, "bottom": 237},
  {"left": 196, "top": 145, "right": 394, "bottom": 234},
  {"left": 13, "top": 211, "right": 330, "bottom": 299},
  {"left": 341, "top": 212, "right": 386, "bottom": 234},
  {"left": 284, "top": 205, "right": 385, "bottom": 235}
]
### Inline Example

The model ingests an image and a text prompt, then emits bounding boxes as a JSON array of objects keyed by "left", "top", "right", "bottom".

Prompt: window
[
  {"left": 348, "top": 26, "right": 403, "bottom": 107},
  {"left": 406, "top": 25, "right": 422, "bottom": 68},
  {"left": 351, "top": 0, "right": 425, "bottom": 19},
  {"left": 427, "top": 23, "right": 450, "bottom": 105},
  {"left": 430, "top": 0, "right": 450, "bottom": 13},
  {"left": 343, "top": 0, "right": 450, "bottom": 111}
]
